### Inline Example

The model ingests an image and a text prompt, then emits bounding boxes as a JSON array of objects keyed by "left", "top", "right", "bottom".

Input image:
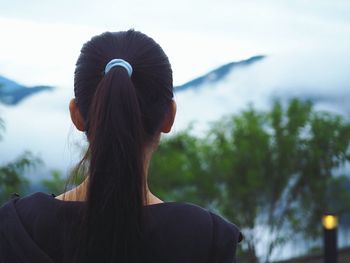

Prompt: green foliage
[
  {"left": 150, "top": 98, "right": 350, "bottom": 262},
  {"left": 40, "top": 165, "right": 86, "bottom": 196},
  {"left": 1, "top": 97, "right": 350, "bottom": 262},
  {"left": 0, "top": 112, "right": 85, "bottom": 204},
  {"left": 150, "top": 128, "right": 219, "bottom": 206},
  {"left": 0, "top": 115, "right": 41, "bottom": 205},
  {"left": 40, "top": 170, "right": 66, "bottom": 196},
  {"left": 0, "top": 152, "right": 40, "bottom": 204}
]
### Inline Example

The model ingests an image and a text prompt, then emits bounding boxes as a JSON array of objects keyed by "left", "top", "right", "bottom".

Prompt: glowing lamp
[{"left": 322, "top": 215, "right": 338, "bottom": 230}]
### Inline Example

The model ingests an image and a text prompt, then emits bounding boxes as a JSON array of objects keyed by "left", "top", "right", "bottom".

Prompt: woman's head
[
  {"left": 73, "top": 30, "right": 175, "bottom": 142},
  {"left": 70, "top": 30, "right": 175, "bottom": 263}
]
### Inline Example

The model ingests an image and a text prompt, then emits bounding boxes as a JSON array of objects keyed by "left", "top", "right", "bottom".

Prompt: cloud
[{"left": 1, "top": 1, "right": 350, "bottom": 86}]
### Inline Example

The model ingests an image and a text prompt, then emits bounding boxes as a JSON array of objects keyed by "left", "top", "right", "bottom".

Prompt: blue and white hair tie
[{"left": 104, "top": 58, "right": 133, "bottom": 77}]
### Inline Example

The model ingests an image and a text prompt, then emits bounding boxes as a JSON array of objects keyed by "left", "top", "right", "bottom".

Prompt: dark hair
[{"left": 73, "top": 30, "right": 173, "bottom": 262}]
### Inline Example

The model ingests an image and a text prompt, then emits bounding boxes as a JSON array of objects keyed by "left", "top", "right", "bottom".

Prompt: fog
[{"left": 1, "top": 48, "right": 349, "bottom": 176}]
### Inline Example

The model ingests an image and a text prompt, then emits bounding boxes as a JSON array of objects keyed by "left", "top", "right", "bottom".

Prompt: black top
[{"left": 0, "top": 192, "right": 242, "bottom": 263}]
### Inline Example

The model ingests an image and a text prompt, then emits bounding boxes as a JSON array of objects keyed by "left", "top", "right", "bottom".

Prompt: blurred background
[{"left": 0, "top": 0, "right": 350, "bottom": 262}]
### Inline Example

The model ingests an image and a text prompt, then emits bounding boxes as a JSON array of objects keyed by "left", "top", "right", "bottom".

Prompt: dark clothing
[{"left": 0, "top": 192, "right": 242, "bottom": 263}]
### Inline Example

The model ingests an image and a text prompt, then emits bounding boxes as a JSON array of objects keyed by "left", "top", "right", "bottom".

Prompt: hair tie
[{"left": 104, "top": 58, "right": 133, "bottom": 77}]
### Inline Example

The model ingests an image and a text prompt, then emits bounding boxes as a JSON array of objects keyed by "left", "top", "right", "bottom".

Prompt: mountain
[
  {"left": 175, "top": 55, "right": 265, "bottom": 92},
  {"left": 0, "top": 75, "right": 54, "bottom": 105},
  {"left": 0, "top": 53, "right": 349, "bottom": 262},
  {"left": 174, "top": 53, "right": 350, "bottom": 130},
  {"left": 0, "top": 52, "right": 349, "bottom": 174}
]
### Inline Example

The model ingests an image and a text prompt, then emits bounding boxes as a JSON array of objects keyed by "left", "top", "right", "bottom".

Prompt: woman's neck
[
  {"left": 56, "top": 144, "right": 163, "bottom": 205},
  {"left": 55, "top": 185, "right": 163, "bottom": 205}
]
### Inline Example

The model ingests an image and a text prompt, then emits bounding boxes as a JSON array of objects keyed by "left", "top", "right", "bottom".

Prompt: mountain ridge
[
  {"left": 0, "top": 75, "right": 54, "bottom": 105},
  {"left": 175, "top": 55, "right": 265, "bottom": 92},
  {"left": 0, "top": 55, "right": 265, "bottom": 105}
]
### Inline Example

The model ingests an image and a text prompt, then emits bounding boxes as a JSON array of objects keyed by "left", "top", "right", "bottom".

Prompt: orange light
[{"left": 322, "top": 215, "right": 338, "bottom": 230}]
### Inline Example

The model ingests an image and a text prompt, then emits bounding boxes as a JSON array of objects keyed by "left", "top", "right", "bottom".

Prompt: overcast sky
[
  {"left": 0, "top": 0, "right": 350, "bottom": 87},
  {"left": 1, "top": 0, "right": 350, "bottom": 175}
]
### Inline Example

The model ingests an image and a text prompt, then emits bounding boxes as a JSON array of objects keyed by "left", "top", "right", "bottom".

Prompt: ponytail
[
  {"left": 73, "top": 30, "right": 173, "bottom": 263},
  {"left": 77, "top": 66, "right": 146, "bottom": 262}
]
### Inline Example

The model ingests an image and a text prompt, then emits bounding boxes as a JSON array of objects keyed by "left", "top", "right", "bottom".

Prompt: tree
[
  {"left": 0, "top": 82, "right": 81, "bottom": 201},
  {"left": 0, "top": 115, "right": 40, "bottom": 205},
  {"left": 40, "top": 165, "right": 86, "bottom": 196},
  {"left": 40, "top": 170, "right": 66, "bottom": 196},
  {"left": 0, "top": 152, "right": 41, "bottom": 204},
  {"left": 149, "top": 98, "right": 350, "bottom": 262},
  {"left": 0, "top": 111, "right": 84, "bottom": 204}
]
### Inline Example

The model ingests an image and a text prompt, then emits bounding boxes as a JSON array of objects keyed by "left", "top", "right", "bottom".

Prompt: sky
[
  {"left": 1, "top": 0, "right": 350, "bottom": 88},
  {"left": 1, "top": 2, "right": 350, "bottom": 258},
  {"left": 1, "top": 0, "right": 350, "bottom": 176}
]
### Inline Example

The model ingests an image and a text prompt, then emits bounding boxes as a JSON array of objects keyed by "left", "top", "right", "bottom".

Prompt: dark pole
[{"left": 322, "top": 214, "right": 338, "bottom": 263}]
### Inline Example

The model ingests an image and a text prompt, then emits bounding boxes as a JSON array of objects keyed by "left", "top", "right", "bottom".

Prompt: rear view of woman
[{"left": 0, "top": 30, "right": 242, "bottom": 263}]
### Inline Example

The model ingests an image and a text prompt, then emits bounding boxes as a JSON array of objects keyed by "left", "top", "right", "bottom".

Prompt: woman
[{"left": 0, "top": 30, "right": 242, "bottom": 263}]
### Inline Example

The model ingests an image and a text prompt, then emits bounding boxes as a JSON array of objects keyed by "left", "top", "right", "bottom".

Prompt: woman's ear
[
  {"left": 160, "top": 100, "right": 176, "bottom": 133},
  {"left": 69, "top": 99, "right": 85, "bottom": 131}
]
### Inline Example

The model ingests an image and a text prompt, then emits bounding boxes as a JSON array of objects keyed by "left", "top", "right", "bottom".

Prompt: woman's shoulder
[
  {"left": 150, "top": 201, "right": 241, "bottom": 235},
  {"left": 145, "top": 201, "right": 242, "bottom": 262},
  {"left": 12, "top": 191, "right": 83, "bottom": 211},
  {"left": 2, "top": 193, "right": 242, "bottom": 243},
  {"left": 0, "top": 192, "right": 56, "bottom": 216},
  {"left": 15, "top": 191, "right": 57, "bottom": 206},
  {"left": 11, "top": 192, "right": 67, "bottom": 218},
  {"left": 0, "top": 192, "right": 59, "bottom": 263},
  {"left": 207, "top": 210, "right": 243, "bottom": 262},
  {"left": 7, "top": 192, "right": 63, "bottom": 229},
  {"left": 3, "top": 193, "right": 242, "bottom": 241},
  {"left": 1, "top": 192, "right": 80, "bottom": 236},
  {"left": 0, "top": 194, "right": 242, "bottom": 262}
]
